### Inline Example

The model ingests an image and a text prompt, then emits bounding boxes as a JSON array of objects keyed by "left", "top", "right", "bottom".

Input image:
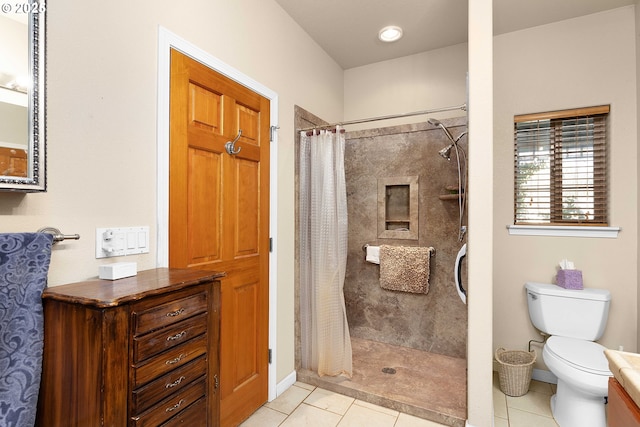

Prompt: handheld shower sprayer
[
  {"left": 428, "top": 118, "right": 456, "bottom": 143},
  {"left": 428, "top": 117, "right": 468, "bottom": 242},
  {"left": 429, "top": 118, "right": 468, "bottom": 161}
]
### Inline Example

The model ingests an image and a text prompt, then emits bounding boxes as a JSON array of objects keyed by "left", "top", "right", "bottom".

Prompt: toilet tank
[{"left": 525, "top": 282, "right": 611, "bottom": 341}]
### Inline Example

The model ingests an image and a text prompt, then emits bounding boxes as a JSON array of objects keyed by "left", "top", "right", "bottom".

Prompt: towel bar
[
  {"left": 38, "top": 227, "right": 80, "bottom": 244},
  {"left": 362, "top": 244, "right": 435, "bottom": 257}
]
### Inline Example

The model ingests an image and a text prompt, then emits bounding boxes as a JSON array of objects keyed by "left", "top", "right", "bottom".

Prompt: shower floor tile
[{"left": 297, "top": 337, "right": 467, "bottom": 427}]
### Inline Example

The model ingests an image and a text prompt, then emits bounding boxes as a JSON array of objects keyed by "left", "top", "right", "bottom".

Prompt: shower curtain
[{"left": 299, "top": 127, "right": 352, "bottom": 377}]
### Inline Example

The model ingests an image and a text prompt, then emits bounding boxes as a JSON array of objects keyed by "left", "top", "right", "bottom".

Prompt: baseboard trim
[{"left": 273, "top": 370, "right": 297, "bottom": 400}]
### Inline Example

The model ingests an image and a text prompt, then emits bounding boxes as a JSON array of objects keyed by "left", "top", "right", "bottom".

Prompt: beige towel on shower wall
[{"left": 379, "top": 245, "right": 431, "bottom": 294}]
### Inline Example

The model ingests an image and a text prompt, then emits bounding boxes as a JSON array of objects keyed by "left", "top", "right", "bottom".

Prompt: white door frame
[{"left": 156, "top": 26, "right": 279, "bottom": 401}]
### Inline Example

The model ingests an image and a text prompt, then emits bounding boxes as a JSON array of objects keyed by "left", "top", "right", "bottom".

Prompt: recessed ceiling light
[{"left": 378, "top": 25, "right": 403, "bottom": 43}]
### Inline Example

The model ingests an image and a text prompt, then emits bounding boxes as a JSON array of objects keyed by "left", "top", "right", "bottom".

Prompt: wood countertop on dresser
[{"left": 42, "top": 267, "right": 225, "bottom": 307}]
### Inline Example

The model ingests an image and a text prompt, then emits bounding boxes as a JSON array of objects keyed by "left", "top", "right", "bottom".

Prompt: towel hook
[
  {"left": 37, "top": 227, "right": 80, "bottom": 244},
  {"left": 225, "top": 129, "right": 242, "bottom": 155}
]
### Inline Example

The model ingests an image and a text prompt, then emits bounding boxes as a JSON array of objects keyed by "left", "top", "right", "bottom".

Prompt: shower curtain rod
[{"left": 298, "top": 103, "right": 466, "bottom": 132}]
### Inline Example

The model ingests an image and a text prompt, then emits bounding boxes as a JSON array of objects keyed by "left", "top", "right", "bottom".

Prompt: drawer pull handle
[
  {"left": 166, "top": 308, "right": 185, "bottom": 317},
  {"left": 165, "top": 399, "right": 185, "bottom": 413},
  {"left": 167, "top": 331, "right": 187, "bottom": 341},
  {"left": 165, "top": 376, "right": 186, "bottom": 389},
  {"left": 165, "top": 353, "right": 185, "bottom": 365}
]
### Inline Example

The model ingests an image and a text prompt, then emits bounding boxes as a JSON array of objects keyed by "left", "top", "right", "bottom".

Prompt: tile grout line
[
  {"left": 336, "top": 395, "right": 357, "bottom": 426},
  {"left": 273, "top": 384, "right": 318, "bottom": 426},
  {"left": 257, "top": 378, "right": 560, "bottom": 426},
  {"left": 272, "top": 384, "right": 409, "bottom": 427}
]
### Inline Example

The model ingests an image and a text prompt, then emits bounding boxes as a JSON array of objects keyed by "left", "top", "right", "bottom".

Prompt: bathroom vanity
[
  {"left": 36, "top": 268, "right": 223, "bottom": 427},
  {"left": 608, "top": 377, "right": 640, "bottom": 426},
  {"left": 606, "top": 349, "right": 640, "bottom": 427}
]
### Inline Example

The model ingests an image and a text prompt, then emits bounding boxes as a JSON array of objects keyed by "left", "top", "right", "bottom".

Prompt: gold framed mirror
[{"left": 0, "top": 1, "right": 46, "bottom": 191}]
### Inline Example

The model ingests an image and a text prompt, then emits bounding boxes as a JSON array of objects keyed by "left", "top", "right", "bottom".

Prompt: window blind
[{"left": 514, "top": 105, "right": 609, "bottom": 225}]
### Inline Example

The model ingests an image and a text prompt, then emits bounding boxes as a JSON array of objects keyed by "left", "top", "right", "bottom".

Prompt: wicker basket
[{"left": 495, "top": 348, "right": 536, "bottom": 397}]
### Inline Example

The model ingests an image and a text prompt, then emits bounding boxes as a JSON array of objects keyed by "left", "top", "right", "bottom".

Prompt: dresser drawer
[
  {"left": 159, "top": 397, "right": 207, "bottom": 427},
  {"left": 131, "top": 356, "right": 207, "bottom": 414},
  {"left": 132, "top": 291, "right": 208, "bottom": 335},
  {"left": 131, "top": 378, "right": 206, "bottom": 427},
  {"left": 133, "top": 334, "right": 207, "bottom": 388},
  {"left": 37, "top": 269, "right": 220, "bottom": 427},
  {"left": 133, "top": 313, "right": 207, "bottom": 363}
]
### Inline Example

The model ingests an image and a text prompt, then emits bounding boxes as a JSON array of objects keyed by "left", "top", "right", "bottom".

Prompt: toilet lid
[{"left": 546, "top": 336, "right": 611, "bottom": 375}]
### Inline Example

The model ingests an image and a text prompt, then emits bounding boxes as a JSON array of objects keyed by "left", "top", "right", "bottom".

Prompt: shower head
[
  {"left": 455, "top": 131, "right": 468, "bottom": 143},
  {"left": 428, "top": 118, "right": 456, "bottom": 144},
  {"left": 438, "top": 144, "right": 454, "bottom": 160}
]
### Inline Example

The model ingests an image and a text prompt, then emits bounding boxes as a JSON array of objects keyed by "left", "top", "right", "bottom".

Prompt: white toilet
[{"left": 525, "top": 282, "right": 612, "bottom": 427}]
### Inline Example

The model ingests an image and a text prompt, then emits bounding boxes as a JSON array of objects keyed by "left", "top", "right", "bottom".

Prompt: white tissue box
[{"left": 99, "top": 262, "right": 137, "bottom": 280}]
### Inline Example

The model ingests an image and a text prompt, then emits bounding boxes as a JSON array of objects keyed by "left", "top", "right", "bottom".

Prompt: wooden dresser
[{"left": 36, "top": 268, "right": 223, "bottom": 427}]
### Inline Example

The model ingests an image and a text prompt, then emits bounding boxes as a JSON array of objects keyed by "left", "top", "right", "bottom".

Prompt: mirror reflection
[
  {"left": 0, "top": 3, "right": 46, "bottom": 191},
  {"left": 0, "top": 14, "right": 28, "bottom": 178}
]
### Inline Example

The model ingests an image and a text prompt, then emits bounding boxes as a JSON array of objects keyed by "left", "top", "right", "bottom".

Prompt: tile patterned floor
[
  {"left": 240, "top": 382, "right": 447, "bottom": 427},
  {"left": 493, "top": 372, "right": 560, "bottom": 427},
  {"left": 240, "top": 375, "right": 560, "bottom": 426}
]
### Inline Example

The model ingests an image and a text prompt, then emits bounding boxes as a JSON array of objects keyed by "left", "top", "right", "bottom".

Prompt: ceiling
[{"left": 274, "top": 0, "right": 636, "bottom": 69}]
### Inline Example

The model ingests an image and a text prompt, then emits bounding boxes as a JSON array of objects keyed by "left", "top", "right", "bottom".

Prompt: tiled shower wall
[
  {"left": 293, "top": 106, "right": 468, "bottom": 369},
  {"left": 344, "top": 118, "right": 468, "bottom": 359}
]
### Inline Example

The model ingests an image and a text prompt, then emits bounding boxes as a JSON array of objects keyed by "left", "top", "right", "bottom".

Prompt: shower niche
[{"left": 378, "top": 176, "right": 418, "bottom": 240}]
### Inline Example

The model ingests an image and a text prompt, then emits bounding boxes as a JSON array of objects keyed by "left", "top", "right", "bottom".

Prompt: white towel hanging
[{"left": 365, "top": 245, "right": 380, "bottom": 264}]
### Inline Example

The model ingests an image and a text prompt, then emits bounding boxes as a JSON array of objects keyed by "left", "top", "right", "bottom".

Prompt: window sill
[{"left": 507, "top": 225, "right": 620, "bottom": 238}]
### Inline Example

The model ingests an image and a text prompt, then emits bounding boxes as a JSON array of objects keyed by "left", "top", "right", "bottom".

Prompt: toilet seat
[{"left": 545, "top": 336, "right": 610, "bottom": 376}]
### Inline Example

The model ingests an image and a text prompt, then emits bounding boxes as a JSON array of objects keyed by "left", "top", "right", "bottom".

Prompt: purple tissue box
[{"left": 557, "top": 269, "right": 583, "bottom": 289}]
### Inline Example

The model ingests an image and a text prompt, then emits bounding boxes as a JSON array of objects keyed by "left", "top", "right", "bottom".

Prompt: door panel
[
  {"left": 187, "top": 148, "right": 221, "bottom": 266},
  {"left": 189, "top": 83, "right": 222, "bottom": 133},
  {"left": 169, "top": 49, "right": 269, "bottom": 427},
  {"left": 236, "top": 104, "right": 259, "bottom": 145},
  {"left": 228, "top": 276, "right": 259, "bottom": 387},
  {"left": 234, "top": 158, "right": 260, "bottom": 258}
]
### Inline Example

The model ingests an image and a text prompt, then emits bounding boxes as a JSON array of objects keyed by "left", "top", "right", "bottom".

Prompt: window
[{"left": 514, "top": 105, "right": 609, "bottom": 226}]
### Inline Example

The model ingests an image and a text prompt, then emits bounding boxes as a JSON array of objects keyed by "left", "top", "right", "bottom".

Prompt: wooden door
[{"left": 169, "top": 49, "right": 270, "bottom": 427}]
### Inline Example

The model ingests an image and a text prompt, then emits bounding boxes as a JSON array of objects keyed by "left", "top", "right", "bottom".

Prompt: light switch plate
[{"left": 96, "top": 226, "right": 149, "bottom": 259}]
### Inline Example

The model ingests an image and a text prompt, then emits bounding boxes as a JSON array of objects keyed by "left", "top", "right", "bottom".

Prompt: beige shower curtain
[{"left": 299, "top": 127, "right": 352, "bottom": 378}]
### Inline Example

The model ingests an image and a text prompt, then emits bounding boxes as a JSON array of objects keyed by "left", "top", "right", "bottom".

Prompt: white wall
[
  {"left": 493, "top": 6, "right": 638, "bottom": 366},
  {"left": 467, "top": 0, "right": 494, "bottom": 424},
  {"left": 0, "top": 0, "right": 344, "bottom": 385},
  {"left": 635, "top": 0, "right": 640, "bottom": 353},
  {"left": 344, "top": 43, "right": 468, "bottom": 129}
]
